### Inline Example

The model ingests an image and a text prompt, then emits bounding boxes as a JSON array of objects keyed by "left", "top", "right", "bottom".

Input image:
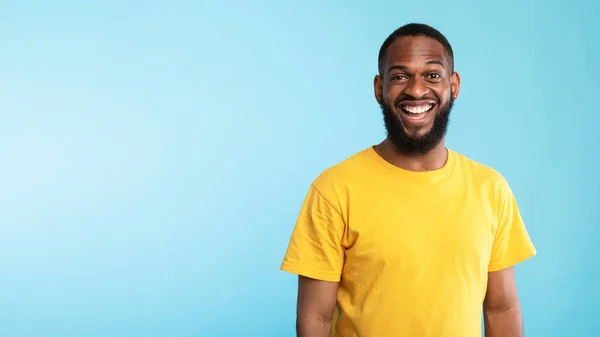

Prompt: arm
[
  {"left": 484, "top": 177, "right": 536, "bottom": 336},
  {"left": 483, "top": 266, "right": 524, "bottom": 337},
  {"left": 296, "top": 275, "right": 339, "bottom": 337},
  {"left": 280, "top": 182, "right": 346, "bottom": 336}
]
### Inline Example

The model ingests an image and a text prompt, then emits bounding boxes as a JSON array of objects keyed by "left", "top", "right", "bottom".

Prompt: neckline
[{"left": 364, "top": 145, "right": 457, "bottom": 184}]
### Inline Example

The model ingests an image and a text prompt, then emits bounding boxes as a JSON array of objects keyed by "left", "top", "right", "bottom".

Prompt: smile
[
  {"left": 399, "top": 103, "right": 435, "bottom": 121},
  {"left": 401, "top": 104, "right": 434, "bottom": 114}
]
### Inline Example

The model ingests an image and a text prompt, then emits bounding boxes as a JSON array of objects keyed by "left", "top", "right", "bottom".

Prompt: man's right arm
[
  {"left": 296, "top": 275, "right": 339, "bottom": 337},
  {"left": 280, "top": 182, "right": 346, "bottom": 335}
]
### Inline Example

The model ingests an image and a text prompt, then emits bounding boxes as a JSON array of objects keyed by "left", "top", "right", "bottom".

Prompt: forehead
[{"left": 385, "top": 36, "right": 449, "bottom": 69}]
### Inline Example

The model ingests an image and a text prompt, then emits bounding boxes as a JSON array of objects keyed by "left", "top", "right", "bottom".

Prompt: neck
[{"left": 374, "top": 138, "right": 448, "bottom": 172}]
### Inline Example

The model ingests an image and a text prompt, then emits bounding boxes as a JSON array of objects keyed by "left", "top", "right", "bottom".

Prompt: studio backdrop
[{"left": 1, "top": 1, "right": 598, "bottom": 336}]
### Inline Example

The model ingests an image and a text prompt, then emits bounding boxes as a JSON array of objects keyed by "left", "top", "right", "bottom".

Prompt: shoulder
[
  {"left": 305, "top": 147, "right": 374, "bottom": 209},
  {"left": 452, "top": 151, "right": 517, "bottom": 215},
  {"left": 312, "top": 147, "right": 372, "bottom": 189},
  {"left": 451, "top": 150, "right": 512, "bottom": 193}
]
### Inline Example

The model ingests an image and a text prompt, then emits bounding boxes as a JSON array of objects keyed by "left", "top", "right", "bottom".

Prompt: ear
[
  {"left": 450, "top": 72, "right": 461, "bottom": 101},
  {"left": 374, "top": 75, "right": 384, "bottom": 104}
]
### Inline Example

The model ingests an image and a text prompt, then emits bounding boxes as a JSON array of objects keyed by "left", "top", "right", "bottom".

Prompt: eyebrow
[
  {"left": 426, "top": 60, "right": 444, "bottom": 67},
  {"left": 387, "top": 60, "right": 445, "bottom": 72}
]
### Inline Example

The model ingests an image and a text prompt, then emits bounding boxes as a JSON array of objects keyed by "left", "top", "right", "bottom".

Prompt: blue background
[{"left": 1, "top": 1, "right": 598, "bottom": 336}]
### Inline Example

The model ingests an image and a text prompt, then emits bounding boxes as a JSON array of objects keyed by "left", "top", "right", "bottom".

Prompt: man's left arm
[
  {"left": 483, "top": 266, "right": 523, "bottom": 337},
  {"left": 484, "top": 176, "right": 536, "bottom": 336}
]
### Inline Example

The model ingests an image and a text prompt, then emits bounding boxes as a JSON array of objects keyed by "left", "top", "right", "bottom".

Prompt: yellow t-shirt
[{"left": 280, "top": 146, "right": 536, "bottom": 337}]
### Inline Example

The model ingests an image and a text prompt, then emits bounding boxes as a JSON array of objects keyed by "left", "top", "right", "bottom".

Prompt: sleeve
[
  {"left": 488, "top": 181, "right": 537, "bottom": 272},
  {"left": 280, "top": 183, "right": 346, "bottom": 282}
]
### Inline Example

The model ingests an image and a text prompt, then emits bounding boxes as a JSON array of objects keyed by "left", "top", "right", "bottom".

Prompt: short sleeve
[
  {"left": 488, "top": 182, "right": 537, "bottom": 272},
  {"left": 280, "top": 184, "right": 346, "bottom": 282}
]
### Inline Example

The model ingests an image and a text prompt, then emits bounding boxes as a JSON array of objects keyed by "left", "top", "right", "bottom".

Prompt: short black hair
[{"left": 378, "top": 23, "right": 454, "bottom": 76}]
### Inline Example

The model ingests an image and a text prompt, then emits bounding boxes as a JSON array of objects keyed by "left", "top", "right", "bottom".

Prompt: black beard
[{"left": 380, "top": 99, "right": 453, "bottom": 155}]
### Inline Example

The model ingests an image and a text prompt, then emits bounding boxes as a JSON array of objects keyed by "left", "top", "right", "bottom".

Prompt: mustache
[{"left": 394, "top": 96, "right": 439, "bottom": 106}]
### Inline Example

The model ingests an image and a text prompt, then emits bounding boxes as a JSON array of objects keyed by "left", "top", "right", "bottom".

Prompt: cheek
[
  {"left": 384, "top": 87, "right": 402, "bottom": 103},
  {"left": 434, "top": 88, "right": 448, "bottom": 99},
  {"left": 438, "top": 83, "right": 453, "bottom": 98}
]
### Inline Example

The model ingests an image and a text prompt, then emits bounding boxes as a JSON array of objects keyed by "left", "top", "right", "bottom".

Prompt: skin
[
  {"left": 374, "top": 35, "right": 460, "bottom": 172},
  {"left": 296, "top": 36, "right": 524, "bottom": 336},
  {"left": 484, "top": 267, "right": 525, "bottom": 336},
  {"left": 296, "top": 276, "right": 338, "bottom": 337}
]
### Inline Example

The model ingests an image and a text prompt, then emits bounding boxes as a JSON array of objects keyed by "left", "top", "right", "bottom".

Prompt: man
[{"left": 280, "top": 23, "right": 537, "bottom": 337}]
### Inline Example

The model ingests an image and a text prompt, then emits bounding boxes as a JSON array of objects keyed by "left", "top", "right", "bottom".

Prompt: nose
[{"left": 404, "top": 77, "right": 429, "bottom": 99}]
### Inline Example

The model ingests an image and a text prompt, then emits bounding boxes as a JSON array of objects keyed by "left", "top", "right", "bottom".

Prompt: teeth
[{"left": 402, "top": 104, "right": 432, "bottom": 114}]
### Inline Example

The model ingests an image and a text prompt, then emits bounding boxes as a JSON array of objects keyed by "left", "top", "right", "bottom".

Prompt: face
[{"left": 374, "top": 36, "right": 460, "bottom": 154}]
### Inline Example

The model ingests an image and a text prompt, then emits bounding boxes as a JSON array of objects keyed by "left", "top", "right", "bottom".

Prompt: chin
[
  {"left": 381, "top": 99, "right": 452, "bottom": 155},
  {"left": 408, "top": 129, "right": 434, "bottom": 139},
  {"left": 399, "top": 117, "right": 435, "bottom": 137}
]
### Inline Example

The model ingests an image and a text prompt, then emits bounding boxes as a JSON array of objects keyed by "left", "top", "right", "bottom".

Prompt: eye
[
  {"left": 391, "top": 75, "right": 408, "bottom": 81},
  {"left": 427, "top": 73, "right": 441, "bottom": 79}
]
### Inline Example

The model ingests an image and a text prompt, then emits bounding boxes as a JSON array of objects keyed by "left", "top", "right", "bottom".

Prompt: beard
[{"left": 380, "top": 97, "right": 453, "bottom": 155}]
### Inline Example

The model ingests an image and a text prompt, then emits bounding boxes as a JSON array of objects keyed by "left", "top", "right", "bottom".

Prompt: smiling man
[{"left": 280, "top": 23, "right": 536, "bottom": 337}]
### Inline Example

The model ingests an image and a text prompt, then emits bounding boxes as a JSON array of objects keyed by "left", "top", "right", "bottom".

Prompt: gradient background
[{"left": 1, "top": 1, "right": 598, "bottom": 336}]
